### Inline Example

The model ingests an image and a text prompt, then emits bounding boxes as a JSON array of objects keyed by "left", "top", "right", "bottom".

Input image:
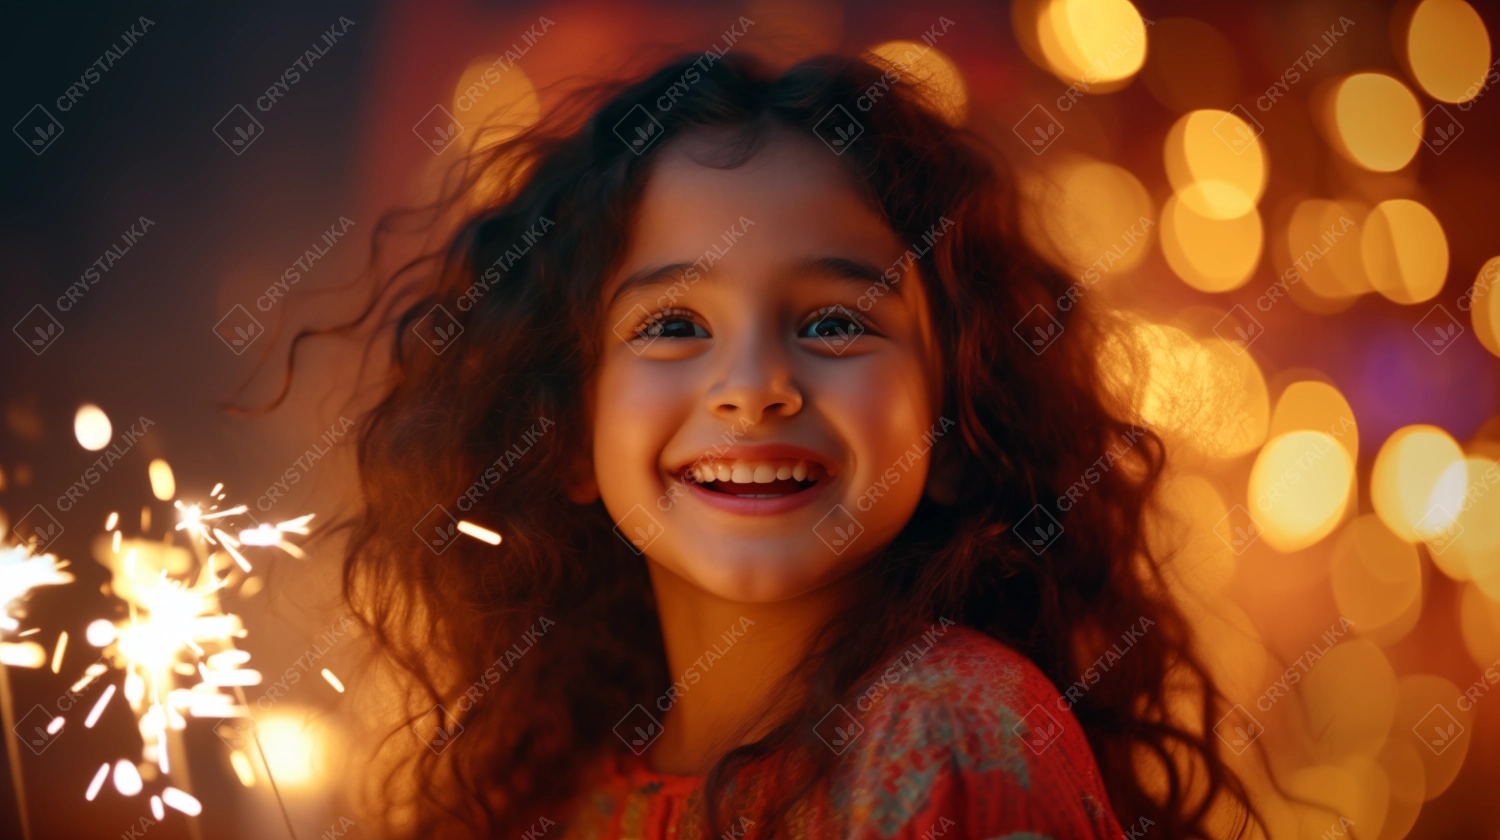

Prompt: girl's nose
[{"left": 706, "top": 340, "right": 804, "bottom": 424}]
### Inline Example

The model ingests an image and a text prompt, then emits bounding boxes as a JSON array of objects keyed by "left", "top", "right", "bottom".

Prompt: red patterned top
[{"left": 558, "top": 625, "right": 1123, "bottom": 840}]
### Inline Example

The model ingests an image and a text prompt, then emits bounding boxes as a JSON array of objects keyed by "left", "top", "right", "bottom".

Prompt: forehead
[{"left": 609, "top": 128, "right": 906, "bottom": 294}]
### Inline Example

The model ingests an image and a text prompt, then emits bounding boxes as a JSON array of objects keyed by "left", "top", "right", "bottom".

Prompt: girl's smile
[{"left": 675, "top": 443, "right": 836, "bottom": 514}]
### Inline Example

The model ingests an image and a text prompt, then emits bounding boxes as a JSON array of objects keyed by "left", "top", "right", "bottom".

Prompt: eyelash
[
  {"left": 629, "top": 306, "right": 879, "bottom": 340},
  {"left": 799, "top": 305, "right": 875, "bottom": 339},
  {"left": 632, "top": 308, "right": 708, "bottom": 340}
]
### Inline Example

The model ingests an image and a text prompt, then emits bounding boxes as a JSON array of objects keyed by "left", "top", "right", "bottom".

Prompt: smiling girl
[{"left": 321, "top": 53, "right": 1259, "bottom": 839}]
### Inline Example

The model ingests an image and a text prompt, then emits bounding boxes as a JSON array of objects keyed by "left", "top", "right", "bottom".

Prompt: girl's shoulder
[{"left": 825, "top": 623, "right": 1123, "bottom": 840}]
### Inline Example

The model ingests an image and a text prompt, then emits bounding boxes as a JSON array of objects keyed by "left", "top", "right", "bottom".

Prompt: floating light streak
[{"left": 457, "top": 520, "right": 503, "bottom": 545}]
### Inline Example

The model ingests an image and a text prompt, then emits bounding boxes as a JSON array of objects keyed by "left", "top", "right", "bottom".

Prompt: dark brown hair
[{"left": 287, "top": 52, "right": 1259, "bottom": 839}]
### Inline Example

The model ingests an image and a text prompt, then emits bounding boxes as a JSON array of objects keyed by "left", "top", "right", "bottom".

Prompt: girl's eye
[
  {"left": 798, "top": 306, "right": 870, "bottom": 341},
  {"left": 637, "top": 309, "right": 709, "bottom": 340}
]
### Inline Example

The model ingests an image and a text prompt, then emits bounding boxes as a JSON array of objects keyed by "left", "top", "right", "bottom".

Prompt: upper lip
[{"left": 668, "top": 443, "right": 839, "bottom": 477}]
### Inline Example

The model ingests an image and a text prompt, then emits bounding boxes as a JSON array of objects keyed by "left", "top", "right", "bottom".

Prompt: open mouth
[{"left": 682, "top": 459, "right": 828, "bottom": 499}]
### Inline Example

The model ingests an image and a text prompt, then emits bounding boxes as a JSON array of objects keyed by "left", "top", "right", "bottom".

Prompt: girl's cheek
[
  {"left": 593, "top": 358, "right": 695, "bottom": 459},
  {"left": 813, "top": 355, "right": 929, "bottom": 422}
]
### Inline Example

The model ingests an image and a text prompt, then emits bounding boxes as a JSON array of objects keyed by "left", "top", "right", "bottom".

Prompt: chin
[{"left": 664, "top": 546, "right": 839, "bottom": 603}]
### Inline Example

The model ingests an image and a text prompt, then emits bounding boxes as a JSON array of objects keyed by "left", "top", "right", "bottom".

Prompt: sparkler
[
  {"left": 73, "top": 477, "right": 315, "bottom": 839},
  {"left": 0, "top": 541, "right": 75, "bottom": 840},
  {"left": 1, "top": 462, "right": 315, "bottom": 839}
]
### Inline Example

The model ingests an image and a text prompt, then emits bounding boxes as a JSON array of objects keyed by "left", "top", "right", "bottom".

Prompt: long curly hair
[{"left": 288, "top": 52, "right": 1261, "bottom": 839}]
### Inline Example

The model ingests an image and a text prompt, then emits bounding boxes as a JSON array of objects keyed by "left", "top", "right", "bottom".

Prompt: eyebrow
[{"left": 609, "top": 256, "right": 894, "bottom": 307}]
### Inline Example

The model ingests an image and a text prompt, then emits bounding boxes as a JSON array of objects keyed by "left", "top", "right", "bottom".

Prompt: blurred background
[{"left": 2, "top": 0, "right": 1499, "bottom": 837}]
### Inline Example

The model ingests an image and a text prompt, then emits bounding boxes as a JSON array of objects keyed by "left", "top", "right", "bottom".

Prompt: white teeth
[{"left": 687, "top": 457, "right": 822, "bottom": 485}]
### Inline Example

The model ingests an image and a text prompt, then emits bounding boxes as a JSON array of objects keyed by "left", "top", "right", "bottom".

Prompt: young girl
[{"left": 319, "top": 53, "right": 1259, "bottom": 839}]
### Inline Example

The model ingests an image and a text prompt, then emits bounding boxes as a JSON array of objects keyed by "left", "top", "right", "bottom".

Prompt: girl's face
[{"left": 590, "top": 128, "right": 939, "bottom": 603}]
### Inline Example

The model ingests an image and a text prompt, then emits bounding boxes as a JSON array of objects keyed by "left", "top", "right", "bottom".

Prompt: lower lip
[{"left": 685, "top": 477, "right": 830, "bottom": 515}]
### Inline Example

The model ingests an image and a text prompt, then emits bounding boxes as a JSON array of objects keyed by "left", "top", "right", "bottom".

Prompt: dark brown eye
[
  {"left": 799, "top": 306, "right": 868, "bottom": 341},
  {"left": 636, "top": 309, "right": 709, "bottom": 340}
]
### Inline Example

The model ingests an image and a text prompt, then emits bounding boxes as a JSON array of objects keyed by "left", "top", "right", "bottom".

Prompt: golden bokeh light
[
  {"left": 1459, "top": 582, "right": 1500, "bottom": 670},
  {"left": 1469, "top": 257, "right": 1500, "bottom": 358},
  {"left": 1371, "top": 425, "right": 1465, "bottom": 542},
  {"left": 1444, "top": 456, "right": 1500, "bottom": 586},
  {"left": 1249, "top": 431, "right": 1354, "bottom": 552},
  {"left": 74, "top": 404, "right": 112, "bottom": 451},
  {"left": 867, "top": 41, "right": 968, "bottom": 126},
  {"left": 256, "top": 709, "right": 336, "bottom": 790},
  {"left": 1268, "top": 380, "right": 1359, "bottom": 464},
  {"left": 1395, "top": 674, "right": 1471, "bottom": 800},
  {"left": 1379, "top": 738, "right": 1428, "bottom": 838},
  {"left": 1332, "top": 515, "right": 1423, "bottom": 636},
  {"left": 1407, "top": 0, "right": 1494, "bottom": 103},
  {"left": 1284, "top": 762, "right": 1388, "bottom": 840},
  {"left": 1102, "top": 320, "right": 1269, "bottom": 459},
  {"left": 1023, "top": 155, "right": 1154, "bottom": 276},
  {"left": 450, "top": 55, "right": 540, "bottom": 151},
  {"left": 1033, "top": 0, "right": 1149, "bottom": 88},
  {"left": 1284, "top": 200, "right": 1370, "bottom": 301},
  {"left": 147, "top": 458, "right": 175, "bottom": 502},
  {"left": 1332, "top": 73, "right": 1424, "bottom": 172},
  {"left": 1301, "top": 639, "right": 1396, "bottom": 761},
  {"left": 1361, "top": 199, "right": 1450, "bottom": 305},
  {"left": 1161, "top": 195, "right": 1264, "bottom": 292},
  {"left": 1165, "top": 110, "right": 1267, "bottom": 218}
]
